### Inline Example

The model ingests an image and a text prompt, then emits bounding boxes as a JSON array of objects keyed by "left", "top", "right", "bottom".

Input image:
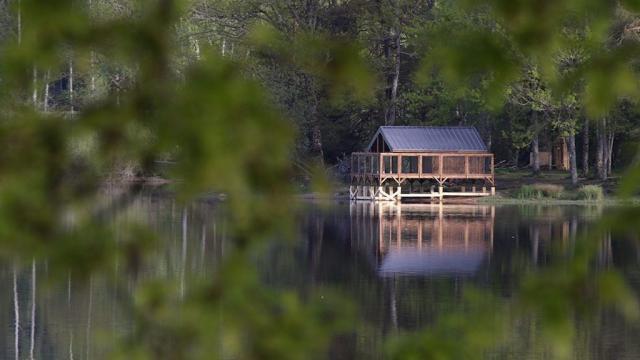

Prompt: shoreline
[{"left": 301, "top": 191, "right": 639, "bottom": 206}]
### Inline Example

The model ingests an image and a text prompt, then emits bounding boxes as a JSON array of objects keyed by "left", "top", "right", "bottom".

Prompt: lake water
[{"left": 4, "top": 196, "right": 640, "bottom": 359}]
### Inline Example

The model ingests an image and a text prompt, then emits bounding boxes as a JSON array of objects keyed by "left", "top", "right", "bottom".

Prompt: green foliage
[
  {"left": 514, "top": 185, "right": 542, "bottom": 199},
  {"left": 576, "top": 185, "right": 604, "bottom": 201},
  {"left": 0, "top": 1, "right": 369, "bottom": 359},
  {"left": 514, "top": 184, "right": 565, "bottom": 199}
]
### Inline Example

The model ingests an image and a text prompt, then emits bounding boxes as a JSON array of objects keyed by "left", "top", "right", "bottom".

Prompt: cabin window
[
  {"left": 383, "top": 155, "right": 398, "bottom": 174},
  {"left": 421, "top": 156, "right": 438, "bottom": 174},
  {"left": 359, "top": 156, "right": 367, "bottom": 174},
  {"left": 372, "top": 155, "right": 379, "bottom": 174},
  {"left": 402, "top": 156, "right": 419, "bottom": 173},
  {"left": 443, "top": 156, "right": 465, "bottom": 174},
  {"left": 468, "top": 157, "right": 481, "bottom": 174},
  {"left": 484, "top": 157, "right": 492, "bottom": 174},
  {"left": 468, "top": 156, "right": 492, "bottom": 174}
]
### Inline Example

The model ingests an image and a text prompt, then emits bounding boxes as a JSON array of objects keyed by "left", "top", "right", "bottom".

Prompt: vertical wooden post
[
  {"left": 418, "top": 154, "right": 422, "bottom": 178},
  {"left": 396, "top": 209, "right": 401, "bottom": 248},
  {"left": 464, "top": 155, "right": 469, "bottom": 179},
  {"left": 491, "top": 154, "right": 495, "bottom": 184},
  {"left": 379, "top": 153, "right": 383, "bottom": 185},
  {"left": 464, "top": 220, "right": 469, "bottom": 251},
  {"left": 438, "top": 203, "right": 443, "bottom": 248},
  {"left": 378, "top": 202, "right": 384, "bottom": 255},
  {"left": 489, "top": 207, "right": 494, "bottom": 251}
]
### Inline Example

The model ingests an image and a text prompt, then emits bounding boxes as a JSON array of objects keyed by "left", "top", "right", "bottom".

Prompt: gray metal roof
[
  {"left": 368, "top": 126, "right": 488, "bottom": 152},
  {"left": 378, "top": 248, "right": 487, "bottom": 276}
]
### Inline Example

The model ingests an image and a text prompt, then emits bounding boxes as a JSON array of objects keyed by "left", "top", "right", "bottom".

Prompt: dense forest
[{"left": 2, "top": 0, "right": 640, "bottom": 186}]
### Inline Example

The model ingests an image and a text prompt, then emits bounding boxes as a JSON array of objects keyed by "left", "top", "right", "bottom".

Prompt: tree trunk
[
  {"left": 381, "top": 0, "right": 400, "bottom": 126},
  {"left": 85, "top": 277, "right": 93, "bottom": 360},
  {"left": 29, "top": 260, "right": 36, "bottom": 360},
  {"left": 180, "top": 208, "right": 187, "bottom": 299},
  {"left": 532, "top": 134, "right": 540, "bottom": 175},
  {"left": 513, "top": 148, "right": 519, "bottom": 168},
  {"left": 387, "top": 30, "right": 400, "bottom": 125},
  {"left": 194, "top": 38, "right": 201, "bottom": 61},
  {"left": 310, "top": 122, "right": 324, "bottom": 163},
  {"left": 17, "top": 0, "right": 21, "bottom": 46},
  {"left": 89, "top": 0, "right": 96, "bottom": 95},
  {"left": 115, "top": 73, "right": 121, "bottom": 107},
  {"left": 596, "top": 118, "right": 606, "bottom": 180},
  {"left": 607, "top": 132, "right": 614, "bottom": 175},
  {"left": 582, "top": 117, "right": 589, "bottom": 177},
  {"left": 69, "top": 57, "right": 74, "bottom": 113},
  {"left": 13, "top": 266, "right": 20, "bottom": 360},
  {"left": 90, "top": 52, "right": 96, "bottom": 94},
  {"left": 603, "top": 132, "right": 610, "bottom": 177},
  {"left": 567, "top": 134, "right": 578, "bottom": 186},
  {"left": 532, "top": 112, "right": 541, "bottom": 174},
  {"left": 383, "top": 32, "right": 391, "bottom": 123},
  {"left": 32, "top": 66, "right": 38, "bottom": 107},
  {"left": 43, "top": 70, "right": 50, "bottom": 112},
  {"left": 307, "top": 75, "right": 323, "bottom": 163}
]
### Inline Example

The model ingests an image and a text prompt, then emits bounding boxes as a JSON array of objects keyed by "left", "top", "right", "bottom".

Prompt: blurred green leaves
[
  {"left": 419, "top": 0, "right": 640, "bottom": 118},
  {"left": 0, "top": 0, "right": 365, "bottom": 359},
  {"left": 3, "top": 0, "right": 640, "bottom": 359},
  {"left": 248, "top": 23, "right": 375, "bottom": 104}
]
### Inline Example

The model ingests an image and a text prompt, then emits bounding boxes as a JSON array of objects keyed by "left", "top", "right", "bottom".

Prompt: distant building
[{"left": 529, "top": 137, "right": 569, "bottom": 171}]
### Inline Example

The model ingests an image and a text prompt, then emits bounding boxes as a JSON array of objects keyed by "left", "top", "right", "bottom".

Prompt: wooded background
[{"left": 4, "top": 0, "right": 640, "bottom": 186}]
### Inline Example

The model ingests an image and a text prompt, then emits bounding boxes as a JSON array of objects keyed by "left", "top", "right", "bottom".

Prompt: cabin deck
[{"left": 349, "top": 152, "right": 495, "bottom": 201}]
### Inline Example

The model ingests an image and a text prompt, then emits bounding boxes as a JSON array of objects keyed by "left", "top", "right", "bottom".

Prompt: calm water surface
[{"left": 4, "top": 196, "right": 640, "bottom": 359}]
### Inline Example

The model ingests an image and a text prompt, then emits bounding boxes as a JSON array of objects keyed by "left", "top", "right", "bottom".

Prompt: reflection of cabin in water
[
  {"left": 350, "top": 126, "right": 495, "bottom": 201},
  {"left": 350, "top": 203, "right": 495, "bottom": 276}
]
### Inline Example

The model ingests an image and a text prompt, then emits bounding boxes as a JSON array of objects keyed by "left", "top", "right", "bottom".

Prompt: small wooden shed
[
  {"left": 350, "top": 126, "right": 495, "bottom": 201},
  {"left": 529, "top": 137, "right": 569, "bottom": 171}
]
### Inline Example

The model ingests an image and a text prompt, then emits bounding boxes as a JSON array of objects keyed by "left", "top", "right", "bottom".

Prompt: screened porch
[{"left": 350, "top": 152, "right": 494, "bottom": 183}]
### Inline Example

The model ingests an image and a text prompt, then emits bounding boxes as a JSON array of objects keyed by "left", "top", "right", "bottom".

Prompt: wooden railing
[{"left": 350, "top": 152, "right": 494, "bottom": 181}]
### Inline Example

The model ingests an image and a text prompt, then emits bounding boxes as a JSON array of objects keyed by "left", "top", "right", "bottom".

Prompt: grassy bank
[{"left": 484, "top": 169, "right": 639, "bottom": 205}]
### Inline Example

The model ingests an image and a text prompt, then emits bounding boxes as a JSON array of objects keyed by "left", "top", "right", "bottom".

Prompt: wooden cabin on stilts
[{"left": 350, "top": 126, "right": 495, "bottom": 201}]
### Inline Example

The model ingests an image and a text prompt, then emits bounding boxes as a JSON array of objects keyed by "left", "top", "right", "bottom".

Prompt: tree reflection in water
[{"left": 4, "top": 197, "right": 640, "bottom": 359}]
